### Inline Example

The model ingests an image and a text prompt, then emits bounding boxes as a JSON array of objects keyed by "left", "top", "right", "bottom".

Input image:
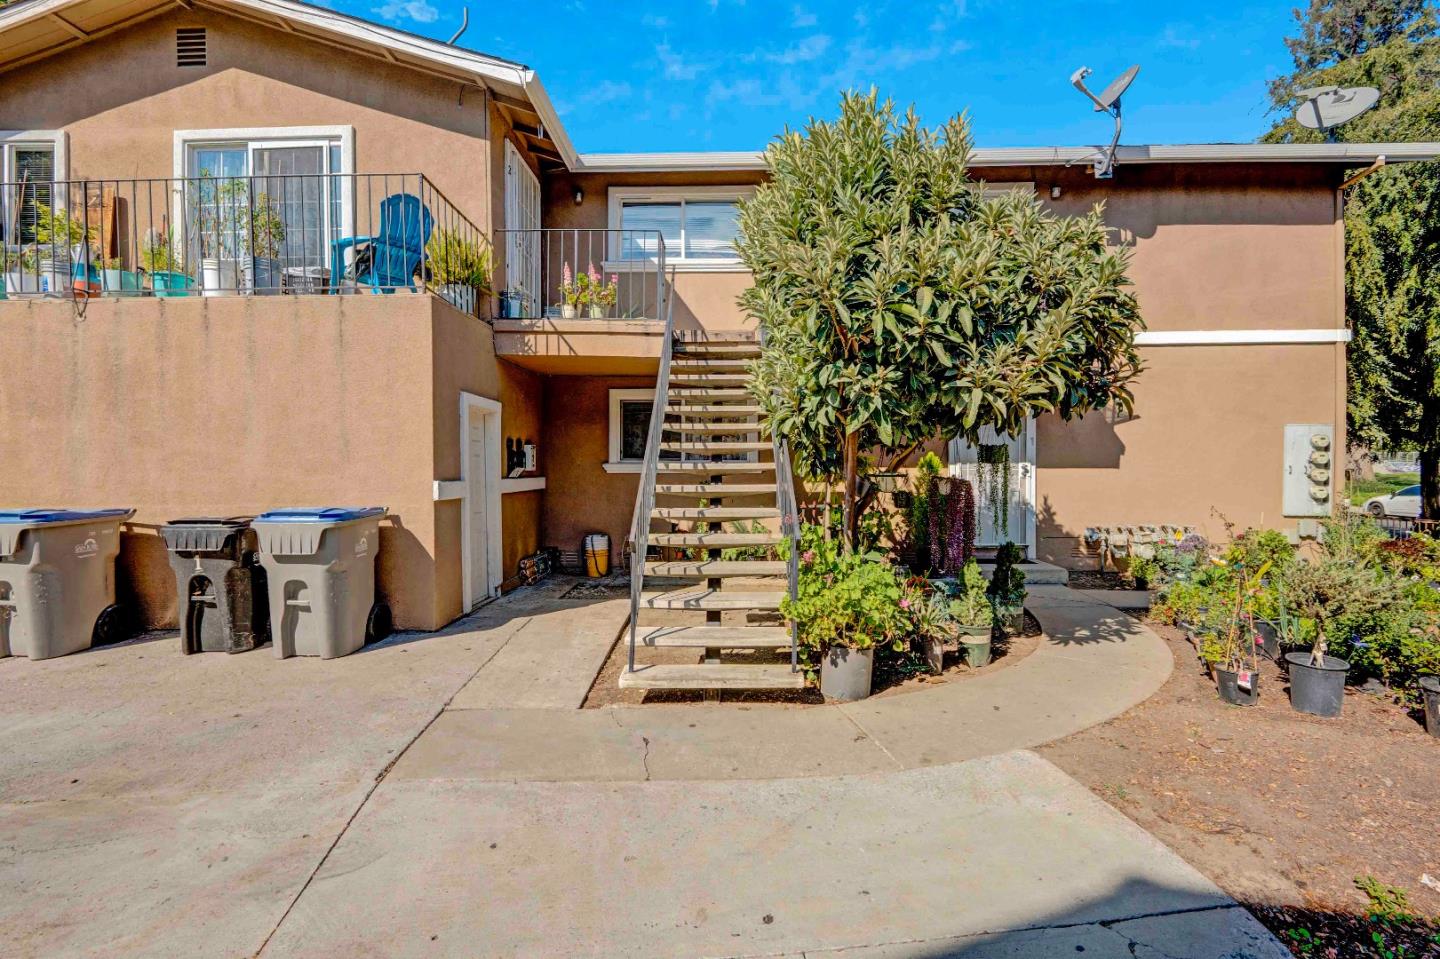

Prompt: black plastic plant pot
[
  {"left": 1215, "top": 666, "right": 1260, "bottom": 706},
  {"left": 1285, "top": 652, "right": 1349, "bottom": 718},
  {"left": 1420, "top": 676, "right": 1440, "bottom": 739},
  {"left": 1253, "top": 620, "right": 1281, "bottom": 660}
]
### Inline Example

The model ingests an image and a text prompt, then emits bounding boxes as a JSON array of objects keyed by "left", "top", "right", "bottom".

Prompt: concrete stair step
[
  {"left": 640, "top": 589, "right": 785, "bottom": 611},
  {"left": 653, "top": 506, "right": 780, "bottom": 520},
  {"left": 671, "top": 358, "right": 754, "bottom": 370},
  {"left": 663, "top": 422, "right": 761, "bottom": 433},
  {"left": 645, "top": 560, "right": 787, "bottom": 577},
  {"left": 648, "top": 531, "right": 783, "bottom": 546},
  {"left": 675, "top": 342, "right": 762, "bottom": 355},
  {"left": 665, "top": 405, "right": 763, "bottom": 418},
  {"left": 670, "top": 374, "right": 753, "bottom": 386},
  {"left": 635, "top": 625, "right": 793, "bottom": 648},
  {"left": 618, "top": 663, "right": 805, "bottom": 690},
  {"left": 654, "top": 483, "right": 778, "bottom": 496},
  {"left": 661, "top": 441, "right": 770, "bottom": 453},
  {"left": 668, "top": 388, "right": 752, "bottom": 399},
  {"left": 656, "top": 461, "right": 774, "bottom": 474}
]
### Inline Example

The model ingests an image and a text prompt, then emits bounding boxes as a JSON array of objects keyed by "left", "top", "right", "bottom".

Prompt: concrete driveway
[{"left": 0, "top": 579, "right": 1287, "bottom": 959}]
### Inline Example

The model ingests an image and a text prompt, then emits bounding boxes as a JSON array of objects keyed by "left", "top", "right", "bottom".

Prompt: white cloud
[
  {"left": 641, "top": 13, "right": 669, "bottom": 28},
  {"left": 372, "top": 0, "right": 437, "bottom": 22},
  {"left": 765, "top": 33, "right": 831, "bottom": 64},
  {"left": 657, "top": 42, "right": 703, "bottom": 80},
  {"left": 791, "top": 5, "right": 817, "bottom": 27},
  {"left": 1158, "top": 23, "right": 1201, "bottom": 49},
  {"left": 706, "top": 73, "right": 814, "bottom": 111},
  {"left": 578, "top": 80, "right": 634, "bottom": 106}
]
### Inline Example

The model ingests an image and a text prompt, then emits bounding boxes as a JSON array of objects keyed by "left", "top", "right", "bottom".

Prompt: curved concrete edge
[{"left": 390, "top": 588, "right": 1174, "bottom": 784}]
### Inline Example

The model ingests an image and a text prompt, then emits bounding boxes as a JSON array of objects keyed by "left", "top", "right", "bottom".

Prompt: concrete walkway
[{"left": 0, "top": 580, "right": 1286, "bottom": 959}]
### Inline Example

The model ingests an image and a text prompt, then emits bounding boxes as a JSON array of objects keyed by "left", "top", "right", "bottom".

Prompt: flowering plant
[{"left": 590, "top": 265, "right": 619, "bottom": 308}]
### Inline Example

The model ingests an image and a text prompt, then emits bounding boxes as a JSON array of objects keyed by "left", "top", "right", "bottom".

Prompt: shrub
[
  {"left": 781, "top": 526, "right": 906, "bottom": 665},
  {"left": 987, "top": 541, "right": 1027, "bottom": 611}
]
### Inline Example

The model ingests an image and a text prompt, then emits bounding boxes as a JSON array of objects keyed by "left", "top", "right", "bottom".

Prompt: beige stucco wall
[
  {"left": 0, "top": 7, "right": 494, "bottom": 228},
  {"left": 540, "top": 375, "right": 652, "bottom": 559},
  {"left": 1034, "top": 341, "right": 1345, "bottom": 564},
  {"left": 0, "top": 293, "right": 532, "bottom": 632}
]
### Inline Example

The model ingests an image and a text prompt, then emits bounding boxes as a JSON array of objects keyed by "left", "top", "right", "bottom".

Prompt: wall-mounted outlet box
[{"left": 1283, "top": 424, "right": 1335, "bottom": 518}]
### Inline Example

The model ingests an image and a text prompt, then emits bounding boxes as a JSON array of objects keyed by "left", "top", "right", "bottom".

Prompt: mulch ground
[
  {"left": 1038, "top": 617, "right": 1440, "bottom": 958},
  {"left": 1066, "top": 568, "right": 1140, "bottom": 591}
]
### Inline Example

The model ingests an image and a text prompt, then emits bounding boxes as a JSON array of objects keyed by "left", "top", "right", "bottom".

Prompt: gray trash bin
[
  {"left": 161, "top": 517, "right": 269, "bottom": 654},
  {"left": 0, "top": 508, "right": 134, "bottom": 660},
  {"left": 252, "top": 507, "right": 391, "bottom": 660}
]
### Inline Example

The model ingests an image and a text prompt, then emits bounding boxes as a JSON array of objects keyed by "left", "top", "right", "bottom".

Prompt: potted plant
[
  {"left": 560, "top": 262, "right": 585, "bottom": 318},
  {"left": 781, "top": 527, "right": 906, "bottom": 701},
  {"left": 142, "top": 230, "right": 192, "bottom": 297},
  {"left": 34, "top": 201, "right": 96, "bottom": 295},
  {"left": 426, "top": 229, "right": 494, "bottom": 315},
  {"left": 99, "top": 255, "right": 142, "bottom": 295},
  {"left": 3, "top": 245, "right": 40, "bottom": 295},
  {"left": 1282, "top": 557, "right": 1398, "bottom": 717},
  {"left": 587, "top": 265, "right": 617, "bottom": 318},
  {"left": 903, "top": 578, "right": 950, "bottom": 674},
  {"left": 986, "top": 541, "right": 1027, "bottom": 634},
  {"left": 947, "top": 559, "right": 994, "bottom": 666},
  {"left": 247, "top": 193, "right": 287, "bottom": 295},
  {"left": 1421, "top": 674, "right": 1440, "bottom": 739},
  {"left": 1128, "top": 555, "right": 1159, "bottom": 590},
  {"left": 1200, "top": 559, "right": 1269, "bottom": 706},
  {"left": 189, "top": 174, "right": 247, "bottom": 296}
]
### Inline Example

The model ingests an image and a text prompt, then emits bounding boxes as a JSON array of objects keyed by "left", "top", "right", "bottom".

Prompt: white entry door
[
  {"left": 503, "top": 141, "right": 541, "bottom": 314},
  {"left": 462, "top": 394, "right": 502, "bottom": 610},
  {"left": 948, "top": 420, "right": 1036, "bottom": 552}
]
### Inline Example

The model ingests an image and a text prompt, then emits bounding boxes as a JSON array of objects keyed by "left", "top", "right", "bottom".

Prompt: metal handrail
[
  {"left": 761, "top": 326, "right": 802, "bottom": 672},
  {"left": 491, "top": 228, "right": 666, "bottom": 321},
  {"left": 626, "top": 256, "right": 676, "bottom": 673}
]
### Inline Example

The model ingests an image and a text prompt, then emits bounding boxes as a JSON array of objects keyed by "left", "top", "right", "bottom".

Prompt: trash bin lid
[
  {"left": 0, "top": 508, "right": 132, "bottom": 525},
  {"left": 254, "top": 507, "right": 386, "bottom": 523},
  {"left": 166, "top": 516, "right": 255, "bottom": 527},
  {"left": 161, "top": 517, "right": 256, "bottom": 554}
]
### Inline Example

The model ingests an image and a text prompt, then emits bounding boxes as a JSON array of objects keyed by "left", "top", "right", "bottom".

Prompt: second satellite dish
[{"left": 1294, "top": 86, "right": 1380, "bottom": 138}]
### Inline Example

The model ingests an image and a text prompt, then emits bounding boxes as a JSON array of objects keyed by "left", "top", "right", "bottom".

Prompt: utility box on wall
[{"left": 1283, "top": 424, "right": 1335, "bottom": 517}]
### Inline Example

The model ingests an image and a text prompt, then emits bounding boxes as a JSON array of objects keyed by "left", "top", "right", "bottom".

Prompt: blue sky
[{"left": 353, "top": 0, "right": 1302, "bottom": 153}]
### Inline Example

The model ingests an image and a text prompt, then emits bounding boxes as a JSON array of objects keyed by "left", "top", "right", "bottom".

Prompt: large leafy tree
[
  {"left": 1263, "top": 2, "right": 1440, "bottom": 514},
  {"left": 735, "top": 91, "right": 1145, "bottom": 550}
]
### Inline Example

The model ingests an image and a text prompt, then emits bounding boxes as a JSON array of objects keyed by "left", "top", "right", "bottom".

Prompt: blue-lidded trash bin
[
  {"left": 0, "top": 508, "right": 134, "bottom": 660},
  {"left": 252, "top": 507, "right": 390, "bottom": 659}
]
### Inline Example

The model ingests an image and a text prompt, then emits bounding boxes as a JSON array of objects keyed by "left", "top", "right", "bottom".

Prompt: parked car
[{"left": 1363, "top": 485, "right": 1422, "bottom": 518}]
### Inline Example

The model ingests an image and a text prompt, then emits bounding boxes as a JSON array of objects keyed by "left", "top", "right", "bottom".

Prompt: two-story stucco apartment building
[{"left": 2, "top": 0, "right": 1435, "bottom": 638}]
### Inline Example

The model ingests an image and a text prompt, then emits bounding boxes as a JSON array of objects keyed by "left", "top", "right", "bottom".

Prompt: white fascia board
[
  {"left": 575, "top": 143, "right": 1440, "bottom": 174},
  {"left": 521, "top": 72, "right": 580, "bottom": 170},
  {"left": 1135, "top": 329, "right": 1352, "bottom": 345}
]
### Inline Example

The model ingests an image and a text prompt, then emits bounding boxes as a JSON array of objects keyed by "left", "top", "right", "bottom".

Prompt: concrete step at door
[{"left": 618, "top": 663, "right": 804, "bottom": 690}]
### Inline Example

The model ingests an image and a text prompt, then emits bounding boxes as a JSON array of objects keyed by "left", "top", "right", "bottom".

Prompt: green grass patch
[{"left": 1346, "top": 473, "right": 1419, "bottom": 506}]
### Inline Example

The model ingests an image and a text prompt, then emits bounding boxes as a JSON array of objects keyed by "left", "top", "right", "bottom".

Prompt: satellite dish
[
  {"left": 1294, "top": 86, "right": 1379, "bottom": 140},
  {"left": 1070, "top": 65, "right": 1140, "bottom": 179}
]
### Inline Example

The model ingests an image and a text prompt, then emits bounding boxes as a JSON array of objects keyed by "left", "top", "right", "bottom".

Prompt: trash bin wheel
[
  {"left": 92, "top": 603, "right": 131, "bottom": 648},
  {"left": 365, "top": 602, "right": 393, "bottom": 645}
]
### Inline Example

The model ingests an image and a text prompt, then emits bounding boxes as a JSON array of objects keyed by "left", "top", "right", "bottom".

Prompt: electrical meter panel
[{"left": 1283, "top": 424, "right": 1335, "bottom": 517}]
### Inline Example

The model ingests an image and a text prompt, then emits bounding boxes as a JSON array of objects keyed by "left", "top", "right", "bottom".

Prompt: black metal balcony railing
[
  {"left": 0, "top": 174, "right": 490, "bottom": 317},
  {"left": 492, "top": 228, "right": 667, "bottom": 322}
]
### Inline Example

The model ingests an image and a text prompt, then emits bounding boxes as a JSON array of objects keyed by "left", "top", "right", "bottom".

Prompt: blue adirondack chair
[{"left": 329, "top": 193, "right": 434, "bottom": 294}]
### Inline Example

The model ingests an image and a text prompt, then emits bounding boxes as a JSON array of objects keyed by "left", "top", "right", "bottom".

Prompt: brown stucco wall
[
  {"left": 1034, "top": 341, "right": 1345, "bottom": 565},
  {"left": 0, "top": 7, "right": 493, "bottom": 225},
  {"left": 0, "top": 293, "right": 528, "bottom": 632},
  {"left": 540, "top": 375, "right": 652, "bottom": 559}
]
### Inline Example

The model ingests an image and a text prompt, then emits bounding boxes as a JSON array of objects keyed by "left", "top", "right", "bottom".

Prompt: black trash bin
[{"left": 161, "top": 517, "right": 269, "bottom": 654}]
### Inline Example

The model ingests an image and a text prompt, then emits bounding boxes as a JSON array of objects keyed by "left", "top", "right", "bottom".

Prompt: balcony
[
  {"left": 0, "top": 174, "right": 490, "bottom": 318},
  {"left": 491, "top": 228, "right": 671, "bottom": 374}
]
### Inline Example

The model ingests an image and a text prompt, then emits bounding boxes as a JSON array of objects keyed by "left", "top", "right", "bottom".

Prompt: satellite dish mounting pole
[{"left": 1070, "top": 65, "right": 1139, "bottom": 179}]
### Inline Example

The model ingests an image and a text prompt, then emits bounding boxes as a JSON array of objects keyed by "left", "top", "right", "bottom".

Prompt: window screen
[{"left": 5, "top": 147, "right": 55, "bottom": 245}]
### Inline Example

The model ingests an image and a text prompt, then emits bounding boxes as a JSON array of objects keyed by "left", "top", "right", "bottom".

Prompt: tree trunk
[
  {"left": 842, "top": 431, "right": 860, "bottom": 553},
  {"left": 1422, "top": 393, "right": 1440, "bottom": 521}
]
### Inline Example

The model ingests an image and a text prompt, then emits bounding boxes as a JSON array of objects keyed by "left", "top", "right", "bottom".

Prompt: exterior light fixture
[{"left": 573, "top": 187, "right": 584, "bottom": 205}]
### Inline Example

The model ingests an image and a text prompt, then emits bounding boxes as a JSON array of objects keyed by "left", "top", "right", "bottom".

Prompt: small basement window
[{"left": 176, "top": 28, "right": 207, "bottom": 67}]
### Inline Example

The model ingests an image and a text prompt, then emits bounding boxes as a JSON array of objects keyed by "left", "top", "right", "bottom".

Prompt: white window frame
[
  {"left": 604, "top": 388, "right": 655, "bottom": 473},
  {"left": 2, "top": 131, "right": 67, "bottom": 244},
  {"left": 606, "top": 184, "right": 753, "bottom": 273},
  {"left": 171, "top": 126, "right": 356, "bottom": 257}
]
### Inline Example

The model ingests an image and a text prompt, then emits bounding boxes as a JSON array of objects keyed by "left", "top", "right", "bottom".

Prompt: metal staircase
[{"left": 621, "top": 315, "right": 801, "bottom": 692}]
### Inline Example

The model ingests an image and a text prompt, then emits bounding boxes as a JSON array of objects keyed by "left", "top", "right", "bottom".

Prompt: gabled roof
[{"left": 0, "top": 0, "right": 579, "bottom": 167}]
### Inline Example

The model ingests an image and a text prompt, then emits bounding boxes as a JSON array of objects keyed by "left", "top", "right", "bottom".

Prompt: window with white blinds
[
  {"left": 2, "top": 143, "right": 56, "bottom": 245},
  {"left": 609, "top": 187, "right": 751, "bottom": 268}
]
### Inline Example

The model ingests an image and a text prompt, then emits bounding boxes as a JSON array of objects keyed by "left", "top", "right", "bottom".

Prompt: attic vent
[{"left": 176, "top": 28, "right": 207, "bottom": 67}]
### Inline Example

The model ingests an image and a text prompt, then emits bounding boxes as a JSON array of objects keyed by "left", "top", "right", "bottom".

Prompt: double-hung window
[
  {"left": 608, "top": 186, "right": 751, "bottom": 270},
  {"left": 2, "top": 134, "right": 61, "bottom": 246}
]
